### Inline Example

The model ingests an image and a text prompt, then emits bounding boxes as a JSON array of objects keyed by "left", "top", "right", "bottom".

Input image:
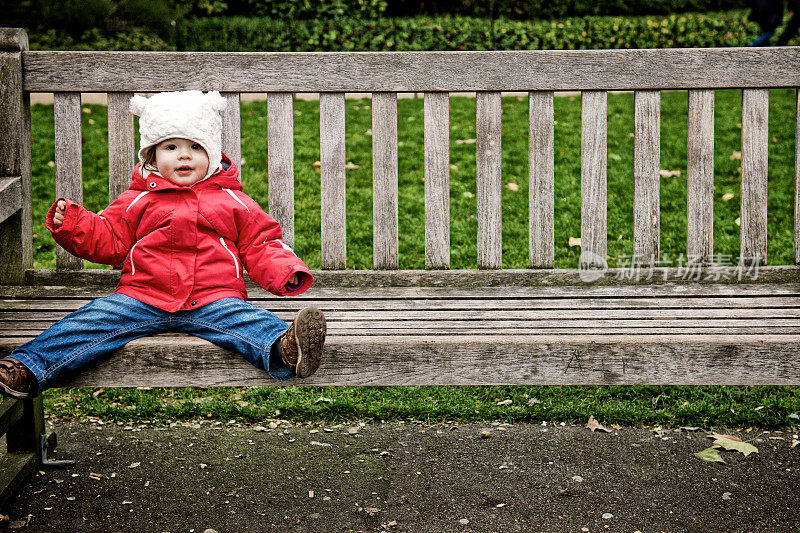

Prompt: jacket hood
[{"left": 130, "top": 152, "right": 242, "bottom": 192}]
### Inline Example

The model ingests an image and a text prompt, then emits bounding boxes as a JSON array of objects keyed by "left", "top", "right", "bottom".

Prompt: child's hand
[
  {"left": 287, "top": 273, "right": 299, "bottom": 286},
  {"left": 53, "top": 200, "right": 66, "bottom": 227}
]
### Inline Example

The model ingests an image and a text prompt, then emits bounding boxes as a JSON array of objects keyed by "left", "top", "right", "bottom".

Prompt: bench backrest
[{"left": 2, "top": 27, "right": 800, "bottom": 285}]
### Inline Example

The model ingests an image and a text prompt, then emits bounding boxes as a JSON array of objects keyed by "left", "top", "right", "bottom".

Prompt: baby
[{"left": 0, "top": 90, "right": 325, "bottom": 399}]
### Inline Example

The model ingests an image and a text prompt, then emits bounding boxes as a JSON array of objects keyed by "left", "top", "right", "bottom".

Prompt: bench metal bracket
[{"left": 39, "top": 433, "right": 74, "bottom": 467}]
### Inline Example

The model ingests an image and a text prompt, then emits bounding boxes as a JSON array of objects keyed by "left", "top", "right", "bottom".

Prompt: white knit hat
[{"left": 130, "top": 90, "right": 227, "bottom": 181}]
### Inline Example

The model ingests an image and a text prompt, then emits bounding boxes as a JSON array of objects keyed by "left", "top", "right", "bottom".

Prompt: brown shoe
[
  {"left": 280, "top": 308, "right": 326, "bottom": 378},
  {"left": 0, "top": 357, "right": 36, "bottom": 399}
]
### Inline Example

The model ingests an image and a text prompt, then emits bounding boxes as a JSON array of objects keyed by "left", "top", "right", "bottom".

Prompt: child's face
[{"left": 154, "top": 138, "right": 210, "bottom": 186}]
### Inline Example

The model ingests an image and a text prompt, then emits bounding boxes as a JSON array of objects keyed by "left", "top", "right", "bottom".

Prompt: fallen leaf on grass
[
  {"left": 659, "top": 169, "right": 681, "bottom": 178},
  {"left": 496, "top": 399, "right": 513, "bottom": 406},
  {"left": 455, "top": 138, "right": 476, "bottom": 145},
  {"left": 312, "top": 161, "right": 321, "bottom": 171},
  {"left": 505, "top": 183, "right": 519, "bottom": 191},
  {"left": 695, "top": 447, "right": 726, "bottom": 463},
  {"left": 722, "top": 192, "right": 735, "bottom": 201},
  {"left": 92, "top": 388, "right": 105, "bottom": 397},
  {"left": 568, "top": 237, "right": 581, "bottom": 247},
  {"left": 586, "top": 416, "right": 610, "bottom": 433},
  {"left": 730, "top": 151, "right": 742, "bottom": 160}
]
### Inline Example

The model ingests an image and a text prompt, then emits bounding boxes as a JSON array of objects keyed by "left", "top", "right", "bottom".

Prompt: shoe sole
[
  {"left": 0, "top": 382, "right": 31, "bottom": 400},
  {"left": 293, "top": 307, "right": 326, "bottom": 378}
]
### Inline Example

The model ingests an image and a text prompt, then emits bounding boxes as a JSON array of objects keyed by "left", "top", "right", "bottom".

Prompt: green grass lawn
[{"left": 29, "top": 90, "right": 800, "bottom": 428}]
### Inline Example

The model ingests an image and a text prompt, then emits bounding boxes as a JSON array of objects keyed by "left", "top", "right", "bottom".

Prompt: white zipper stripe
[
  {"left": 126, "top": 191, "right": 150, "bottom": 212},
  {"left": 219, "top": 238, "right": 240, "bottom": 278},
  {"left": 129, "top": 239, "right": 142, "bottom": 275},
  {"left": 223, "top": 188, "right": 250, "bottom": 213}
]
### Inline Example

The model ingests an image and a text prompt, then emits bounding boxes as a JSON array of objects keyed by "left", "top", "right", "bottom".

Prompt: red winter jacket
[{"left": 46, "top": 154, "right": 312, "bottom": 312}]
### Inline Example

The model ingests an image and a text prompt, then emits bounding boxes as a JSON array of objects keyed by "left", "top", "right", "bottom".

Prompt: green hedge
[{"left": 29, "top": 10, "right": 766, "bottom": 52}]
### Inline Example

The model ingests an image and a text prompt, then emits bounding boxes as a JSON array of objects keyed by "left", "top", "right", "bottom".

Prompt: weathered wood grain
[
  {"left": 687, "top": 89, "right": 715, "bottom": 265},
  {"left": 580, "top": 91, "right": 607, "bottom": 270},
  {"left": 320, "top": 92, "right": 347, "bottom": 269},
  {"left": 529, "top": 91, "right": 555, "bottom": 268},
  {"left": 741, "top": 89, "right": 769, "bottom": 266},
  {"left": 0, "top": 333, "right": 797, "bottom": 386},
  {"left": 221, "top": 92, "right": 241, "bottom": 168},
  {"left": 107, "top": 92, "right": 134, "bottom": 203},
  {"left": 797, "top": 88, "right": 800, "bottom": 265},
  {"left": 21, "top": 48, "right": 800, "bottom": 92},
  {"left": 0, "top": 177, "right": 21, "bottom": 225},
  {"left": 0, "top": 452, "right": 35, "bottom": 507},
  {"left": 267, "top": 92, "right": 294, "bottom": 248},
  {"left": 53, "top": 92, "right": 83, "bottom": 270},
  {"left": 634, "top": 90, "right": 660, "bottom": 265},
  {"left": 0, "top": 44, "right": 32, "bottom": 285},
  {"left": 424, "top": 92, "right": 450, "bottom": 269},
  {"left": 372, "top": 92, "right": 399, "bottom": 270},
  {"left": 477, "top": 92, "right": 502, "bottom": 269}
]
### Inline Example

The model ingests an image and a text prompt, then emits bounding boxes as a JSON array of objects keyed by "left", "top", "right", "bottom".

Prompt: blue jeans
[{"left": 10, "top": 294, "right": 293, "bottom": 395}]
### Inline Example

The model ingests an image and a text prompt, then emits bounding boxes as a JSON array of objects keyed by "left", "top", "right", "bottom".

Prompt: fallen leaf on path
[
  {"left": 695, "top": 447, "right": 726, "bottom": 463},
  {"left": 710, "top": 434, "right": 758, "bottom": 457},
  {"left": 586, "top": 416, "right": 611, "bottom": 433},
  {"left": 128, "top": 462, "right": 140, "bottom": 469}
]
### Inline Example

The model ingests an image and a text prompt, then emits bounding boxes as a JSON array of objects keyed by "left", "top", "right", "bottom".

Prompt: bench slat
[
  {"left": 221, "top": 92, "right": 241, "bottom": 169},
  {"left": 741, "top": 88, "right": 769, "bottom": 266},
  {"left": 687, "top": 89, "right": 715, "bottom": 264},
  {"left": 107, "top": 92, "right": 134, "bottom": 203},
  {"left": 580, "top": 91, "right": 607, "bottom": 269},
  {"left": 796, "top": 88, "right": 800, "bottom": 265},
  {"left": 529, "top": 91, "right": 555, "bottom": 268},
  {"left": 2, "top": 333, "right": 798, "bottom": 386},
  {"left": 634, "top": 90, "right": 661, "bottom": 265},
  {"left": 267, "top": 92, "right": 294, "bottom": 248},
  {"left": 477, "top": 92, "right": 502, "bottom": 269},
  {"left": 22, "top": 49, "right": 800, "bottom": 92},
  {"left": 320, "top": 92, "right": 347, "bottom": 269},
  {"left": 53, "top": 92, "right": 83, "bottom": 270},
  {"left": 372, "top": 92, "right": 399, "bottom": 269},
  {"left": 0, "top": 177, "right": 21, "bottom": 225},
  {"left": 424, "top": 92, "right": 450, "bottom": 269}
]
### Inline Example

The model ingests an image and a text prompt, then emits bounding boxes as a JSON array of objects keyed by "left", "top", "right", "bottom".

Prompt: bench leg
[{"left": 1, "top": 396, "right": 73, "bottom": 506}]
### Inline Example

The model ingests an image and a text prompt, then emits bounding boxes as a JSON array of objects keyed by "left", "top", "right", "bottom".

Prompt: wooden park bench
[{"left": 1, "top": 26, "right": 800, "bottom": 504}]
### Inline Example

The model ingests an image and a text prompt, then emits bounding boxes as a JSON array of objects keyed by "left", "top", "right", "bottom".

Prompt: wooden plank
[
  {"left": 634, "top": 90, "right": 660, "bottom": 266},
  {"left": 529, "top": 91, "right": 555, "bottom": 268},
  {"left": 22, "top": 49, "right": 800, "bottom": 92},
  {"left": 741, "top": 89, "right": 769, "bottom": 266},
  {"left": 581, "top": 91, "right": 607, "bottom": 270},
  {"left": 424, "top": 92, "right": 450, "bottom": 269},
  {"left": 320, "top": 92, "right": 346, "bottom": 269},
  {"left": 221, "top": 92, "right": 241, "bottom": 169},
  {"left": 687, "top": 89, "right": 715, "bottom": 265},
  {"left": 267, "top": 92, "right": 295, "bottom": 248},
  {"left": 0, "top": 176, "right": 21, "bottom": 225},
  {"left": 107, "top": 92, "right": 134, "bottom": 203},
  {"left": 53, "top": 92, "right": 83, "bottom": 270},
  {"left": 0, "top": 333, "right": 796, "bottom": 386},
  {"left": 477, "top": 92, "right": 502, "bottom": 269},
  {"left": 796, "top": 88, "right": 800, "bottom": 265},
  {"left": 372, "top": 92, "right": 399, "bottom": 270},
  {"left": 0, "top": 452, "right": 36, "bottom": 507},
  {"left": 0, "top": 398, "right": 24, "bottom": 437},
  {"left": 0, "top": 44, "right": 32, "bottom": 285},
  {"left": 21, "top": 265, "right": 800, "bottom": 289}
]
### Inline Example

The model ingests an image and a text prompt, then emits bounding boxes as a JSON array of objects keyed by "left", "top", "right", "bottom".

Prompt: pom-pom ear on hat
[{"left": 130, "top": 90, "right": 226, "bottom": 181}]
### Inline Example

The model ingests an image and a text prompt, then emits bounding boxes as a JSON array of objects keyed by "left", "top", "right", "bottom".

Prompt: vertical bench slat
[
  {"left": 687, "top": 89, "right": 715, "bottom": 265},
  {"left": 372, "top": 92, "right": 399, "bottom": 270},
  {"left": 107, "top": 92, "right": 134, "bottom": 204},
  {"left": 320, "top": 92, "right": 347, "bottom": 269},
  {"left": 476, "top": 91, "right": 502, "bottom": 269},
  {"left": 267, "top": 93, "right": 295, "bottom": 248},
  {"left": 580, "top": 91, "right": 608, "bottom": 269},
  {"left": 633, "top": 90, "right": 661, "bottom": 265},
  {"left": 424, "top": 92, "right": 450, "bottom": 269},
  {"left": 221, "top": 92, "right": 241, "bottom": 169},
  {"left": 53, "top": 92, "right": 83, "bottom": 270},
  {"left": 529, "top": 91, "right": 555, "bottom": 268},
  {"left": 741, "top": 88, "right": 769, "bottom": 266},
  {"left": 0, "top": 33, "right": 33, "bottom": 285},
  {"left": 796, "top": 88, "right": 800, "bottom": 265}
]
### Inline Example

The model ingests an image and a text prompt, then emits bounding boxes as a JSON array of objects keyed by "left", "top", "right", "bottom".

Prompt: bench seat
[{"left": 3, "top": 281, "right": 800, "bottom": 387}]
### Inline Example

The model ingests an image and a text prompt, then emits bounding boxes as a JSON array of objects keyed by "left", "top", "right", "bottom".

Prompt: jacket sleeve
[
  {"left": 237, "top": 207, "right": 313, "bottom": 296},
  {"left": 45, "top": 195, "right": 138, "bottom": 266}
]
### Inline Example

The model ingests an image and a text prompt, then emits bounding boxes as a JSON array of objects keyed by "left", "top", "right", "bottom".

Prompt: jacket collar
[{"left": 130, "top": 153, "right": 242, "bottom": 192}]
